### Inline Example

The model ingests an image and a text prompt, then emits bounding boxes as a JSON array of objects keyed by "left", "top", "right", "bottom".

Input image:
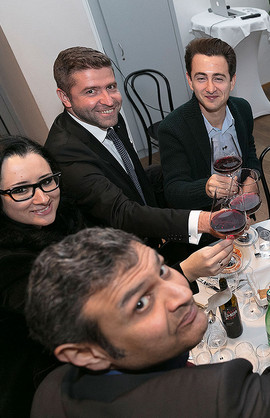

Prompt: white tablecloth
[
  {"left": 191, "top": 7, "right": 270, "bottom": 48},
  {"left": 193, "top": 219, "right": 270, "bottom": 359}
]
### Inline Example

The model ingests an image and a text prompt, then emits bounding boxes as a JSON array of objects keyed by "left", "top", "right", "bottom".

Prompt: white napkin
[{"left": 206, "top": 287, "right": 232, "bottom": 313}]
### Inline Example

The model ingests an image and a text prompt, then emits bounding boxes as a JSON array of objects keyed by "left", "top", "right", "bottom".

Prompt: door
[{"left": 89, "top": 0, "right": 191, "bottom": 156}]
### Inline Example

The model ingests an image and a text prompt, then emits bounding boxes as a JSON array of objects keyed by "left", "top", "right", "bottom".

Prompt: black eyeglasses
[{"left": 0, "top": 172, "right": 61, "bottom": 202}]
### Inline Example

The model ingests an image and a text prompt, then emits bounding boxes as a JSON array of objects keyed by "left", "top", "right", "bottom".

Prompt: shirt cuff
[{"left": 188, "top": 210, "right": 202, "bottom": 245}]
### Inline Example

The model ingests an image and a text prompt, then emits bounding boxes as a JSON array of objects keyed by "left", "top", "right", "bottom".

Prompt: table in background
[
  {"left": 194, "top": 219, "right": 270, "bottom": 360},
  {"left": 191, "top": 7, "right": 270, "bottom": 118}
]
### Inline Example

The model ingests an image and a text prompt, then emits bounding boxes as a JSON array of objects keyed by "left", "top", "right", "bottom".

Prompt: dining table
[{"left": 192, "top": 218, "right": 270, "bottom": 370}]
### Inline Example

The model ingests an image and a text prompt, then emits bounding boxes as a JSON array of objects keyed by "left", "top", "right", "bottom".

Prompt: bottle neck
[{"left": 219, "top": 277, "right": 228, "bottom": 291}]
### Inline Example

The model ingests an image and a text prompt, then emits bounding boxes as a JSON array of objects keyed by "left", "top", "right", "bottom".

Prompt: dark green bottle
[
  {"left": 265, "top": 289, "right": 270, "bottom": 345},
  {"left": 219, "top": 277, "right": 243, "bottom": 338}
]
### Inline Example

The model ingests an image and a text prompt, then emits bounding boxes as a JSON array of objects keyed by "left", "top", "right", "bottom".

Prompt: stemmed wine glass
[
  {"left": 210, "top": 185, "right": 247, "bottom": 271},
  {"left": 211, "top": 133, "right": 242, "bottom": 175},
  {"left": 241, "top": 268, "right": 264, "bottom": 321},
  {"left": 210, "top": 186, "right": 247, "bottom": 238},
  {"left": 206, "top": 310, "right": 234, "bottom": 363},
  {"left": 231, "top": 168, "right": 261, "bottom": 246}
]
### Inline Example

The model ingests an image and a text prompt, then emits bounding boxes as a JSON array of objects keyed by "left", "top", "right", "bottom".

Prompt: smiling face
[
  {"left": 186, "top": 54, "right": 236, "bottom": 119},
  {"left": 82, "top": 242, "right": 207, "bottom": 370},
  {"left": 57, "top": 67, "right": 122, "bottom": 130},
  {"left": 0, "top": 153, "right": 60, "bottom": 226}
]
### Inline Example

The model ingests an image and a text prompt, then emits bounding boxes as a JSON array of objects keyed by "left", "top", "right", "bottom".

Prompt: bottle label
[{"left": 224, "top": 307, "right": 238, "bottom": 322}]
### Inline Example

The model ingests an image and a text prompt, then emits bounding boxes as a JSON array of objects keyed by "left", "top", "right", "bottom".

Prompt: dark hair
[
  {"left": 25, "top": 227, "right": 141, "bottom": 357},
  {"left": 53, "top": 46, "right": 113, "bottom": 95},
  {"left": 0, "top": 135, "right": 60, "bottom": 213},
  {"left": 185, "top": 38, "right": 236, "bottom": 80}
]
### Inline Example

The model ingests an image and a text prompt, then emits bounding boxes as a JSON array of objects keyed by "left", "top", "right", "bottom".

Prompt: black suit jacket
[
  {"left": 159, "top": 95, "right": 260, "bottom": 210},
  {"left": 30, "top": 359, "right": 270, "bottom": 418},
  {"left": 45, "top": 110, "right": 191, "bottom": 245}
]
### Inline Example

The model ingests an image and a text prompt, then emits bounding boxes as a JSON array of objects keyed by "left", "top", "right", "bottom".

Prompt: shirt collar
[
  {"left": 202, "top": 105, "right": 235, "bottom": 135},
  {"left": 68, "top": 112, "right": 108, "bottom": 143}
]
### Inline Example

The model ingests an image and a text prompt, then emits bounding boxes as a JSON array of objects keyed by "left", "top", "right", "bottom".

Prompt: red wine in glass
[
  {"left": 213, "top": 155, "right": 242, "bottom": 174},
  {"left": 210, "top": 209, "right": 246, "bottom": 235},
  {"left": 231, "top": 193, "right": 261, "bottom": 215}
]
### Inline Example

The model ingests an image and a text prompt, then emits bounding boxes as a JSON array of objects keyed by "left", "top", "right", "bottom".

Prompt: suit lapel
[
  {"left": 184, "top": 96, "right": 211, "bottom": 171},
  {"left": 62, "top": 111, "right": 146, "bottom": 198}
]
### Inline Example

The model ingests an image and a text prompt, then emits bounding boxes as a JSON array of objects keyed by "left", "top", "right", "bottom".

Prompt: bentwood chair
[
  {"left": 259, "top": 146, "right": 270, "bottom": 218},
  {"left": 124, "top": 69, "right": 174, "bottom": 165}
]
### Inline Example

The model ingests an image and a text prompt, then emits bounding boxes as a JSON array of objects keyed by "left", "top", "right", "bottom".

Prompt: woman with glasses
[
  {"left": 0, "top": 135, "right": 86, "bottom": 313},
  {"left": 0, "top": 135, "right": 88, "bottom": 418}
]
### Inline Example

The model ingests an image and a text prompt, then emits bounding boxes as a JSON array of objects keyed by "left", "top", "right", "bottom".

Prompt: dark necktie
[{"left": 106, "top": 128, "right": 146, "bottom": 204}]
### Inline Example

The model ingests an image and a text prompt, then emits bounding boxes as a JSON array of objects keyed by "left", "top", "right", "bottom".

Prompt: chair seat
[{"left": 147, "top": 121, "right": 161, "bottom": 146}]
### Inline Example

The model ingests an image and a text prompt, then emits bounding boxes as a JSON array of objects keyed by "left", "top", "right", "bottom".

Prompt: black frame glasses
[{"left": 0, "top": 172, "right": 61, "bottom": 202}]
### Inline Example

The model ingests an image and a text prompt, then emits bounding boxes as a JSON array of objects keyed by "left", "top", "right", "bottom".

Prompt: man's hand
[
  {"left": 180, "top": 238, "right": 234, "bottom": 282},
  {"left": 205, "top": 174, "right": 238, "bottom": 198},
  {"left": 198, "top": 211, "right": 228, "bottom": 239}
]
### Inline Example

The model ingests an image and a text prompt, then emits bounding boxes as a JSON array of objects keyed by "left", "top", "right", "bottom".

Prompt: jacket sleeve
[{"left": 59, "top": 160, "right": 190, "bottom": 243}]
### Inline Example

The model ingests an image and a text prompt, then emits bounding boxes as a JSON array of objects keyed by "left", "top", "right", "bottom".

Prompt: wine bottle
[
  {"left": 265, "top": 289, "right": 270, "bottom": 345},
  {"left": 218, "top": 278, "right": 243, "bottom": 338}
]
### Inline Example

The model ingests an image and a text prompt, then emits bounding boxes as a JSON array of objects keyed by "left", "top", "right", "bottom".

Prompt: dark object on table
[{"left": 241, "top": 13, "right": 261, "bottom": 20}]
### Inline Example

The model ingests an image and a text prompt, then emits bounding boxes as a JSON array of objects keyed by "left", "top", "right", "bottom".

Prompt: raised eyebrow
[
  {"left": 119, "top": 249, "right": 161, "bottom": 309},
  {"left": 119, "top": 281, "right": 146, "bottom": 309}
]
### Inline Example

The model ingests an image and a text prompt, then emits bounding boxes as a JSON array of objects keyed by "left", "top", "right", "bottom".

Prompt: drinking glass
[
  {"left": 211, "top": 133, "right": 242, "bottom": 175},
  {"left": 232, "top": 168, "right": 261, "bottom": 246},
  {"left": 258, "top": 229, "right": 270, "bottom": 258},
  {"left": 195, "top": 350, "right": 213, "bottom": 365},
  {"left": 256, "top": 344, "right": 270, "bottom": 374},
  {"left": 235, "top": 342, "right": 259, "bottom": 372},
  {"left": 210, "top": 186, "right": 247, "bottom": 238},
  {"left": 239, "top": 267, "right": 264, "bottom": 321},
  {"left": 206, "top": 310, "right": 233, "bottom": 363}
]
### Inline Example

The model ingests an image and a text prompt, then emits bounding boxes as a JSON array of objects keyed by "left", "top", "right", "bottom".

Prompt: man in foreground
[
  {"left": 45, "top": 46, "right": 230, "bottom": 268},
  {"left": 26, "top": 228, "right": 270, "bottom": 417},
  {"left": 159, "top": 37, "right": 260, "bottom": 211}
]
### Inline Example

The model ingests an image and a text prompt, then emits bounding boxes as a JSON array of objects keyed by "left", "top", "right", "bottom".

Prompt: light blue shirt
[{"left": 202, "top": 106, "right": 242, "bottom": 174}]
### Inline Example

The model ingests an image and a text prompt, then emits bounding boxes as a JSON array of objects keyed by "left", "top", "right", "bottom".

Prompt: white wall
[
  {"left": 0, "top": 0, "right": 269, "bottom": 144},
  {"left": 173, "top": 0, "right": 270, "bottom": 84},
  {"left": 0, "top": 0, "right": 101, "bottom": 142}
]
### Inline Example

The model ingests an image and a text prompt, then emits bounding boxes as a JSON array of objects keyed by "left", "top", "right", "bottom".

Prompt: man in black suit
[
  {"left": 26, "top": 228, "right": 270, "bottom": 418},
  {"left": 45, "top": 46, "right": 233, "bottom": 273}
]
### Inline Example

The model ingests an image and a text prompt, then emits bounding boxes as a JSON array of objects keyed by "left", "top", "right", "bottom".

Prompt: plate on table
[
  {"left": 222, "top": 246, "right": 243, "bottom": 274},
  {"left": 198, "top": 243, "right": 251, "bottom": 292}
]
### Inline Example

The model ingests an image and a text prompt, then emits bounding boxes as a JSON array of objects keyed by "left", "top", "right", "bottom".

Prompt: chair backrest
[
  {"left": 124, "top": 69, "right": 174, "bottom": 165},
  {"left": 259, "top": 146, "right": 270, "bottom": 218}
]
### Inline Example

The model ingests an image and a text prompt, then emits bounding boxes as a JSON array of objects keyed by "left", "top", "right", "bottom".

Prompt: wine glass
[
  {"left": 211, "top": 133, "right": 242, "bottom": 175},
  {"left": 256, "top": 344, "right": 270, "bottom": 374},
  {"left": 241, "top": 268, "right": 264, "bottom": 321},
  {"left": 210, "top": 186, "right": 247, "bottom": 238},
  {"left": 235, "top": 342, "right": 259, "bottom": 372},
  {"left": 206, "top": 310, "right": 233, "bottom": 363},
  {"left": 231, "top": 168, "right": 261, "bottom": 246}
]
